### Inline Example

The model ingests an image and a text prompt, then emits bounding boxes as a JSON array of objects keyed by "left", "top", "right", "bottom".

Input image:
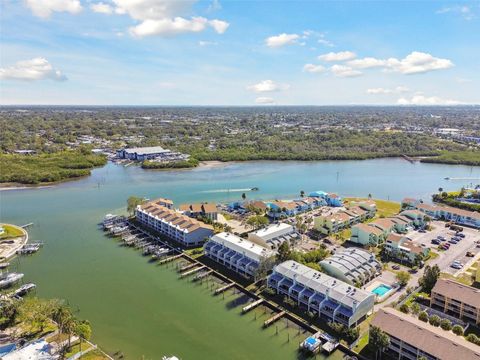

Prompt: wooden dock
[
  {"left": 158, "top": 254, "right": 182, "bottom": 265},
  {"left": 178, "top": 262, "right": 198, "bottom": 273},
  {"left": 242, "top": 299, "right": 264, "bottom": 313},
  {"left": 214, "top": 283, "right": 235, "bottom": 295},
  {"left": 180, "top": 265, "right": 205, "bottom": 278},
  {"left": 193, "top": 270, "right": 212, "bottom": 282},
  {"left": 263, "top": 311, "right": 285, "bottom": 328}
]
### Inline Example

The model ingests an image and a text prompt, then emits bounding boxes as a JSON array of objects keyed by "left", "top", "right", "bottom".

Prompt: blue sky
[{"left": 1, "top": 0, "right": 479, "bottom": 105}]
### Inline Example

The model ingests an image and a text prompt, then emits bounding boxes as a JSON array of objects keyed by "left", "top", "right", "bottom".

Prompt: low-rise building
[
  {"left": 370, "top": 218, "right": 395, "bottom": 235},
  {"left": 117, "top": 146, "right": 172, "bottom": 161},
  {"left": 136, "top": 199, "right": 214, "bottom": 246},
  {"left": 268, "top": 260, "right": 375, "bottom": 327},
  {"left": 430, "top": 278, "right": 480, "bottom": 325},
  {"left": 314, "top": 211, "right": 352, "bottom": 235},
  {"left": 401, "top": 197, "right": 421, "bottom": 210},
  {"left": 411, "top": 201, "right": 480, "bottom": 229},
  {"left": 247, "top": 222, "right": 298, "bottom": 249},
  {"left": 401, "top": 209, "right": 427, "bottom": 228},
  {"left": 370, "top": 307, "right": 480, "bottom": 360},
  {"left": 319, "top": 248, "right": 381, "bottom": 286},
  {"left": 384, "top": 233, "right": 429, "bottom": 264},
  {"left": 179, "top": 203, "right": 218, "bottom": 221},
  {"left": 204, "top": 232, "right": 275, "bottom": 278},
  {"left": 267, "top": 201, "right": 298, "bottom": 217},
  {"left": 350, "top": 223, "right": 385, "bottom": 246}
]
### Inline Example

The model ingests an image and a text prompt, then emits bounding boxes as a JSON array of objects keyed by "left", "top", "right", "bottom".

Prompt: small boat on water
[
  {"left": 162, "top": 356, "right": 180, "bottom": 360},
  {"left": 300, "top": 332, "right": 322, "bottom": 353},
  {"left": 0, "top": 262, "right": 10, "bottom": 269},
  {"left": 17, "top": 243, "right": 43, "bottom": 255},
  {"left": 0, "top": 273, "right": 24, "bottom": 289},
  {"left": 251, "top": 187, "right": 259, "bottom": 191},
  {"left": 13, "top": 283, "right": 36, "bottom": 297}
]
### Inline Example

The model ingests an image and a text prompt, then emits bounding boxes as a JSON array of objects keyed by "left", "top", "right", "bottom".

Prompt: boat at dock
[
  {"left": 300, "top": 332, "right": 322, "bottom": 353},
  {"left": 320, "top": 333, "right": 339, "bottom": 354},
  {"left": 0, "top": 273, "right": 24, "bottom": 289},
  {"left": 13, "top": 283, "right": 36, "bottom": 297},
  {"left": 0, "top": 262, "right": 10, "bottom": 269},
  {"left": 17, "top": 243, "right": 43, "bottom": 255}
]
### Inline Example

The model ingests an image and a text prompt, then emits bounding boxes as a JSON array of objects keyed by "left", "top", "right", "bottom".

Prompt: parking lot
[{"left": 406, "top": 221, "right": 480, "bottom": 275}]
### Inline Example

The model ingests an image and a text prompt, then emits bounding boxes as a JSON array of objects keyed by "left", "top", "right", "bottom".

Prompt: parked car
[
  {"left": 457, "top": 233, "right": 466, "bottom": 238},
  {"left": 451, "top": 262, "right": 463, "bottom": 269},
  {"left": 448, "top": 239, "right": 458, "bottom": 244},
  {"left": 418, "top": 229, "right": 426, "bottom": 233},
  {"left": 432, "top": 239, "right": 440, "bottom": 245},
  {"left": 392, "top": 265, "right": 401, "bottom": 270},
  {"left": 466, "top": 251, "right": 475, "bottom": 257},
  {"left": 437, "top": 236, "right": 446, "bottom": 241}
]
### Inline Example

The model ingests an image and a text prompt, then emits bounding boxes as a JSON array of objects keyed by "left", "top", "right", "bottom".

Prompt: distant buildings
[
  {"left": 309, "top": 191, "right": 343, "bottom": 207},
  {"left": 247, "top": 223, "right": 298, "bottom": 249},
  {"left": 268, "top": 260, "right": 375, "bottom": 327},
  {"left": 136, "top": 198, "right": 213, "bottom": 246},
  {"left": 319, "top": 248, "right": 381, "bottom": 286},
  {"left": 204, "top": 232, "right": 275, "bottom": 278},
  {"left": 314, "top": 202, "right": 376, "bottom": 235},
  {"left": 431, "top": 278, "right": 480, "bottom": 325},
  {"left": 401, "top": 198, "right": 480, "bottom": 228},
  {"left": 116, "top": 146, "right": 189, "bottom": 162},
  {"left": 370, "top": 307, "right": 480, "bottom": 360},
  {"left": 179, "top": 203, "right": 218, "bottom": 221}
]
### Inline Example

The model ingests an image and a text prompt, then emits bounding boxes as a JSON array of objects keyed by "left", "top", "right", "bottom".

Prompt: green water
[{"left": 0, "top": 159, "right": 478, "bottom": 359}]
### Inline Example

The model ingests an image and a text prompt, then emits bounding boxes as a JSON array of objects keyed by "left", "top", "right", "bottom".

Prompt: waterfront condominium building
[
  {"left": 136, "top": 199, "right": 214, "bottom": 246},
  {"left": 430, "top": 278, "right": 480, "bottom": 325},
  {"left": 247, "top": 222, "right": 298, "bottom": 249},
  {"left": 267, "top": 260, "right": 375, "bottom": 327},
  {"left": 204, "top": 232, "right": 275, "bottom": 278},
  {"left": 179, "top": 203, "right": 218, "bottom": 221},
  {"left": 370, "top": 307, "right": 480, "bottom": 360},
  {"left": 319, "top": 248, "right": 382, "bottom": 286}
]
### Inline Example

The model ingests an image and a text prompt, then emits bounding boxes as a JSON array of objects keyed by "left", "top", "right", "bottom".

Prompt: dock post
[
  {"left": 288, "top": 333, "right": 290, "bottom": 342},
  {"left": 276, "top": 325, "right": 278, "bottom": 335}
]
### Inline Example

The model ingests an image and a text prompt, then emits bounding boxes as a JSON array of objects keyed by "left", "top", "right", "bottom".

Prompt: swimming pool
[{"left": 372, "top": 284, "right": 392, "bottom": 296}]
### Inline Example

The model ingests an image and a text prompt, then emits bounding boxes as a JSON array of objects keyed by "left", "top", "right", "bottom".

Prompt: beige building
[
  {"left": 371, "top": 307, "right": 480, "bottom": 360},
  {"left": 430, "top": 278, "right": 480, "bottom": 325}
]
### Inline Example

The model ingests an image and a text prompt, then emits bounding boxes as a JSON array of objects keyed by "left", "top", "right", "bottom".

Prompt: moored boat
[{"left": 0, "top": 273, "right": 24, "bottom": 289}]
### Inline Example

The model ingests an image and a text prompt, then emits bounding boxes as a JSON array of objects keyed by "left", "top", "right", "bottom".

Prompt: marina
[{"left": 1, "top": 160, "right": 479, "bottom": 359}]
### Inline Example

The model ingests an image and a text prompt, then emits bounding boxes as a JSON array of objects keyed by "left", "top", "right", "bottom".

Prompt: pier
[
  {"left": 263, "top": 311, "right": 285, "bottom": 328},
  {"left": 180, "top": 265, "right": 205, "bottom": 278},
  {"left": 242, "top": 299, "right": 264, "bottom": 313},
  {"left": 178, "top": 262, "right": 199, "bottom": 273},
  {"left": 158, "top": 254, "right": 182, "bottom": 265},
  {"left": 193, "top": 270, "right": 212, "bottom": 282},
  {"left": 214, "top": 282, "right": 235, "bottom": 295}
]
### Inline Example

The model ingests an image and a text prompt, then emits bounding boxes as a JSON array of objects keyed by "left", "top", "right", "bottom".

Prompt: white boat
[
  {"left": 162, "top": 356, "right": 180, "bottom": 360},
  {"left": 0, "top": 273, "right": 24, "bottom": 289},
  {"left": 14, "top": 283, "right": 36, "bottom": 297}
]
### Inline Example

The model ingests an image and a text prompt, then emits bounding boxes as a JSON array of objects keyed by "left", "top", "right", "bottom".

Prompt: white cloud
[
  {"left": 330, "top": 65, "right": 362, "bottom": 78},
  {"left": 91, "top": 2, "right": 114, "bottom": 14},
  {"left": 247, "top": 80, "right": 289, "bottom": 93},
  {"left": 318, "top": 51, "right": 356, "bottom": 62},
  {"left": 367, "top": 86, "right": 409, "bottom": 94},
  {"left": 317, "top": 38, "right": 334, "bottom": 47},
  {"left": 24, "top": 0, "right": 82, "bottom": 18},
  {"left": 0, "top": 58, "right": 67, "bottom": 81},
  {"left": 112, "top": 0, "right": 229, "bottom": 37},
  {"left": 348, "top": 52, "right": 454, "bottom": 75},
  {"left": 207, "top": 0, "right": 222, "bottom": 12},
  {"left": 198, "top": 40, "right": 218, "bottom": 46},
  {"left": 255, "top": 97, "right": 275, "bottom": 104},
  {"left": 265, "top": 33, "right": 300, "bottom": 48},
  {"left": 303, "top": 64, "right": 326, "bottom": 73},
  {"left": 437, "top": 5, "right": 475, "bottom": 20},
  {"left": 208, "top": 19, "right": 229, "bottom": 34},
  {"left": 397, "top": 95, "right": 462, "bottom": 105}
]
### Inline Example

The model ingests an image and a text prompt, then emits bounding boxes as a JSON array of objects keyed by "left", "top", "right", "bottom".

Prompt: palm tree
[
  {"left": 300, "top": 190, "right": 305, "bottom": 198},
  {"left": 438, "top": 187, "right": 443, "bottom": 194}
]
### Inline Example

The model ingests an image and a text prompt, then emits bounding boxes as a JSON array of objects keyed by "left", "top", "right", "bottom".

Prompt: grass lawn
[
  {"left": 344, "top": 198, "right": 400, "bottom": 218},
  {"left": 353, "top": 332, "right": 369, "bottom": 353},
  {"left": 0, "top": 224, "right": 25, "bottom": 239},
  {"left": 80, "top": 349, "right": 111, "bottom": 360},
  {"left": 65, "top": 341, "right": 92, "bottom": 358}
]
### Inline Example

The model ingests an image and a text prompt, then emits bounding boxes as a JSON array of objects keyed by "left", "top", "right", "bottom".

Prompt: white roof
[
  {"left": 274, "top": 260, "right": 374, "bottom": 307},
  {"left": 250, "top": 223, "right": 294, "bottom": 241},
  {"left": 124, "top": 146, "right": 170, "bottom": 155},
  {"left": 210, "top": 232, "right": 275, "bottom": 261},
  {"left": 3, "top": 340, "right": 56, "bottom": 360}
]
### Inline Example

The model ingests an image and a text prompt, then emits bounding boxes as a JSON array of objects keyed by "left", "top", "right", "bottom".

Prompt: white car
[{"left": 451, "top": 262, "right": 463, "bottom": 269}]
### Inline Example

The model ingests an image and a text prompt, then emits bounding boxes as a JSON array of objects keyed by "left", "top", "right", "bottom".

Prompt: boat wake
[{"left": 201, "top": 188, "right": 254, "bottom": 193}]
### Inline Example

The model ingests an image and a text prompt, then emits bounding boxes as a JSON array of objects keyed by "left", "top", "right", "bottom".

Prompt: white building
[
  {"left": 117, "top": 146, "right": 172, "bottom": 161},
  {"left": 268, "top": 260, "right": 375, "bottom": 327},
  {"left": 136, "top": 199, "right": 214, "bottom": 246},
  {"left": 319, "top": 248, "right": 381, "bottom": 286},
  {"left": 204, "top": 232, "right": 275, "bottom": 278},
  {"left": 247, "top": 223, "right": 298, "bottom": 249}
]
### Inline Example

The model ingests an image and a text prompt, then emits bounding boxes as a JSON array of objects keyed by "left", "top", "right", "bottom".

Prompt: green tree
[
  {"left": 241, "top": 192, "right": 246, "bottom": 200},
  {"left": 369, "top": 325, "right": 390, "bottom": 360},
  {"left": 452, "top": 324, "right": 464, "bottom": 336},
  {"left": 466, "top": 333, "right": 480, "bottom": 345},
  {"left": 428, "top": 314, "right": 441, "bottom": 327},
  {"left": 396, "top": 271, "right": 411, "bottom": 287},
  {"left": 246, "top": 215, "right": 269, "bottom": 230},
  {"left": 418, "top": 311, "right": 429, "bottom": 322},
  {"left": 127, "top": 196, "right": 145, "bottom": 215},
  {"left": 399, "top": 303, "right": 410, "bottom": 314},
  {"left": 277, "top": 241, "right": 292, "bottom": 262},
  {"left": 300, "top": 190, "right": 305, "bottom": 197},
  {"left": 75, "top": 321, "right": 92, "bottom": 352},
  {"left": 419, "top": 265, "right": 440, "bottom": 293},
  {"left": 440, "top": 318, "right": 452, "bottom": 331},
  {"left": 411, "top": 302, "right": 421, "bottom": 315}
]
